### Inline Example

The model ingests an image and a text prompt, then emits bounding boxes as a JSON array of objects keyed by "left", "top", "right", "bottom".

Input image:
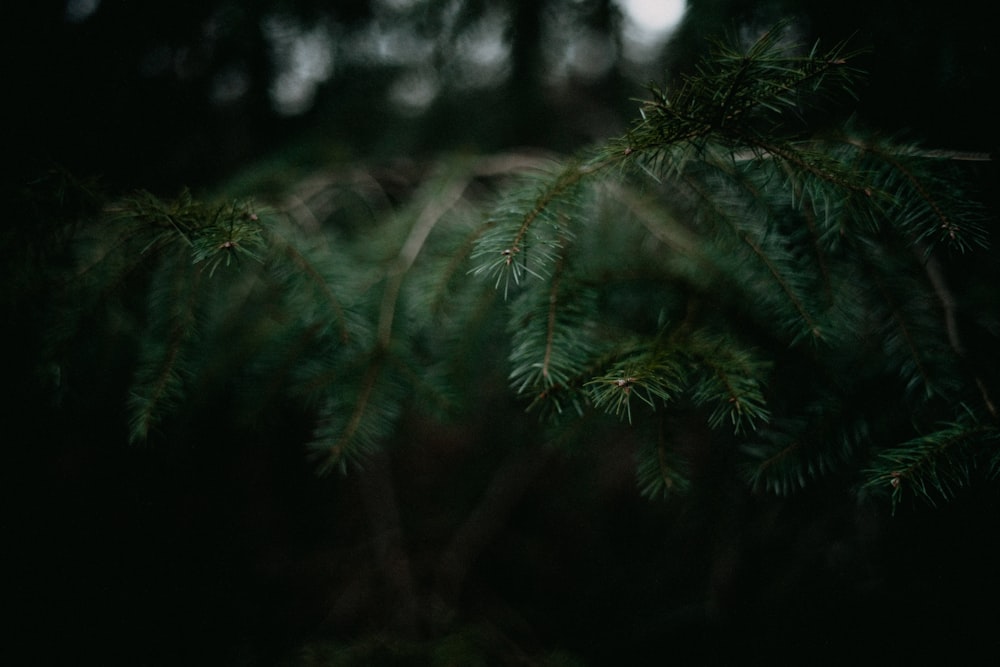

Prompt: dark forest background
[
  {"left": 5, "top": 1, "right": 1000, "bottom": 665},
  {"left": 9, "top": 0, "right": 999, "bottom": 192}
]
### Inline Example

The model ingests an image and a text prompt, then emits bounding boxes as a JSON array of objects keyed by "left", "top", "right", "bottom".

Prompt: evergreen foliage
[
  {"left": 468, "top": 24, "right": 998, "bottom": 509},
  {"left": 15, "top": 23, "right": 998, "bottom": 520}
]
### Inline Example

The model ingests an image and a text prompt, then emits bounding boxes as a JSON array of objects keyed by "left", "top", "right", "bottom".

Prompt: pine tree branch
[
  {"left": 378, "top": 175, "right": 468, "bottom": 347},
  {"left": 738, "top": 230, "right": 823, "bottom": 343},
  {"left": 743, "top": 138, "right": 872, "bottom": 197},
  {"left": 864, "top": 407, "right": 998, "bottom": 511},
  {"left": 921, "top": 248, "right": 998, "bottom": 417},
  {"left": 540, "top": 252, "right": 565, "bottom": 385},
  {"left": 470, "top": 160, "right": 596, "bottom": 298},
  {"left": 128, "top": 251, "right": 203, "bottom": 444},
  {"left": 870, "top": 265, "right": 935, "bottom": 398},
  {"left": 329, "top": 357, "right": 383, "bottom": 467},
  {"left": 277, "top": 239, "right": 351, "bottom": 344},
  {"left": 636, "top": 419, "right": 692, "bottom": 499}
]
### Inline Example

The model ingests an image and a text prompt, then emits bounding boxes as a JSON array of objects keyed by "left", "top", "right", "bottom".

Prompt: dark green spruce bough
[
  {"left": 468, "top": 25, "right": 997, "bottom": 509},
  {"left": 45, "top": 25, "right": 996, "bottom": 513}
]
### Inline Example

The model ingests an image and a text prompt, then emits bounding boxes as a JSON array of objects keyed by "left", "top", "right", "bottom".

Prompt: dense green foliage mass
[
  {"left": 7, "top": 19, "right": 999, "bottom": 666},
  {"left": 19, "top": 25, "right": 995, "bottom": 508},
  {"left": 467, "top": 27, "right": 999, "bottom": 511}
]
